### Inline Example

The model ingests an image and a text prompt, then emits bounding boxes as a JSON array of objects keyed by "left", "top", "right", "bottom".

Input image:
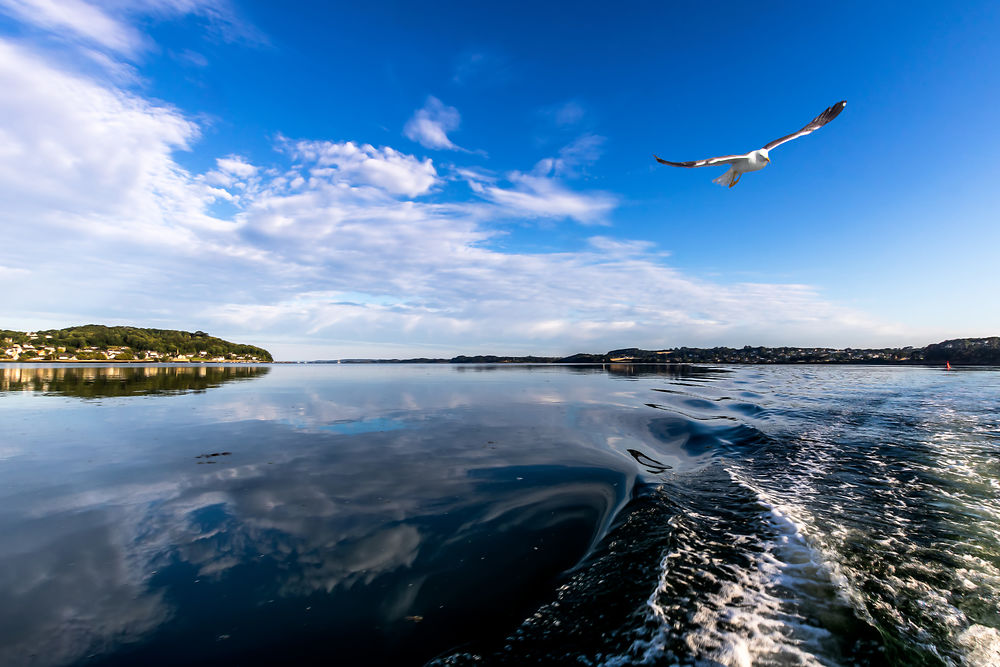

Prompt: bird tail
[{"left": 712, "top": 167, "right": 736, "bottom": 188}]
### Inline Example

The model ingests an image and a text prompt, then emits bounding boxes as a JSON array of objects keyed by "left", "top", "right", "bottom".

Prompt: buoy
[{"left": 946, "top": 361, "right": 952, "bottom": 370}]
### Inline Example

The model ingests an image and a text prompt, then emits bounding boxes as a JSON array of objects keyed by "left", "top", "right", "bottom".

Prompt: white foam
[
  {"left": 607, "top": 368, "right": 1000, "bottom": 666},
  {"left": 728, "top": 453, "right": 1000, "bottom": 667},
  {"left": 602, "top": 480, "right": 840, "bottom": 667}
]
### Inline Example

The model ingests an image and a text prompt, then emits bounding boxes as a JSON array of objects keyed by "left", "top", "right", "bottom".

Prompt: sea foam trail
[
  {"left": 433, "top": 367, "right": 1000, "bottom": 666},
  {"left": 600, "top": 466, "right": 875, "bottom": 667},
  {"left": 432, "top": 464, "right": 879, "bottom": 666},
  {"left": 701, "top": 368, "right": 1000, "bottom": 667},
  {"left": 604, "top": 367, "right": 1000, "bottom": 667},
  {"left": 726, "top": 457, "right": 1000, "bottom": 667}
]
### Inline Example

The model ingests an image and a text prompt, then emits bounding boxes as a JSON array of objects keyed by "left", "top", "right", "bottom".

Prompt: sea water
[{"left": 0, "top": 363, "right": 997, "bottom": 666}]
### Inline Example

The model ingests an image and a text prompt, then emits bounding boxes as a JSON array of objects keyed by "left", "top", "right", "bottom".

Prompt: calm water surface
[{"left": 0, "top": 363, "right": 998, "bottom": 666}]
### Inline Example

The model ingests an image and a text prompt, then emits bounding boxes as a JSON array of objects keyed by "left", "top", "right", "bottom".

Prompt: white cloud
[
  {"left": 403, "top": 96, "right": 463, "bottom": 151},
  {"left": 136, "top": 0, "right": 267, "bottom": 46},
  {"left": 0, "top": 0, "right": 144, "bottom": 55},
  {"left": 0, "top": 39, "right": 209, "bottom": 233},
  {"left": 0, "top": 264, "right": 30, "bottom": 277},
  {"left": 0, "top": 0, "right": 264, "bottom": 62},
  {"left": 0, "top": 36, "right": 267, "bottom": 335},
  {"left": 0, "top": 38, "right": 902, "bottom": 359},
  {"left": 287, "top": 140, "right": 439, "bottom": 198},
  {"left": 587, "top": 236, "right": 657, "bottom": 255},
  {"left": 200, "top": 235, "right": 898, "bottom": 358},
  {"left": 535, "top": 133, "right": 605, "bottom": 178},
  {"left": 479, "top": 172, "right": 616, "bottom": 225},
  {"left": 203, "top": 155, "right": 260, "bottom": 192},
  {"left": 174, "top": 48, "right": 208, "bottom": 67},
  {"left": 462, "top": 135, "right": 614, "bottom": 224},
  {"left": 216, "top": 156, "right": 258, "bottom": 178}
]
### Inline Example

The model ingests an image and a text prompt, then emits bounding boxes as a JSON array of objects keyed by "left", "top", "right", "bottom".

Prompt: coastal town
[{"left": 2, "top": 331, "right": 266, "bottom": 363}]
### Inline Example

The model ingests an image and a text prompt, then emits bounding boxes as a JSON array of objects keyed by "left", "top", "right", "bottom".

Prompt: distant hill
[
  {"left": 1, "top": 325, "right": 272, "bottom": 362},
  {"left": 325, "top": 337, "right": 1000, "bottom": 366},
  {"left": 922, "top": 338, "right": 1000, "bottom": 364},
  {"left": 590, "top": 339, "right": 1000, "bottom": 365}
]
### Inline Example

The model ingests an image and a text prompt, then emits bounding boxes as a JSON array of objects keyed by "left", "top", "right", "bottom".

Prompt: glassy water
[{"left": 0, "top": 363, "right": 997, "bottom": 666}]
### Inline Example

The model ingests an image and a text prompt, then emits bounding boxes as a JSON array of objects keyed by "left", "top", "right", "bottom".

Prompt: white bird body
[
  {"left": 712, "top": 149, "right": 770, "bottom": 188},
  {"left": 655, "top": 101, "right": 845, "bottom": 188}
]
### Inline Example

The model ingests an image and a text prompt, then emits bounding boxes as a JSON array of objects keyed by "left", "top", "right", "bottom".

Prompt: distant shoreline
[
  {"left": 4, "top": 331, "right": 998, "bottom": 366},
  {"left": 298, "top": 337, "right": 1000, "bottom": 366}
]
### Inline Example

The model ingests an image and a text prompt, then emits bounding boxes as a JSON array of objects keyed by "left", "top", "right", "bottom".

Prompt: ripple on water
[
  {"left": 439, "top": 366, "right": 1000, "bottom": 666},
  {"left": 3, "top": 364, "right": 999, "bottom": 666}
]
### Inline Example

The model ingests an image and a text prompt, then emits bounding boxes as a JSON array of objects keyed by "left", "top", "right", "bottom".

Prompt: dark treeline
[
  {"left": 321, "top": 337, "right": 1000, "bottom": 365},
  {"left": 2, "top": 325, "right": 273, "bottom": 361}
]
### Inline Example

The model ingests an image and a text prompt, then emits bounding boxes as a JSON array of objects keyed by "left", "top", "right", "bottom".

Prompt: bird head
[{"left": 758, "top": 149, "right": 770, "bottom": 163}]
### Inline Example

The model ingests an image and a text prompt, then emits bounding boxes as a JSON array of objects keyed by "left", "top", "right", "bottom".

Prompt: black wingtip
[{"left": 823, "top": 100, "right": 847, "bottom": 123}]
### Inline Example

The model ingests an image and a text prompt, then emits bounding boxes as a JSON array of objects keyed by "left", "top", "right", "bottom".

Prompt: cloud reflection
[
  {"left": 0, "top": 511, "right": 171, "bottom": 667},
  {"left": 0, "top": 365, "right": 715, "bottom": 665}
]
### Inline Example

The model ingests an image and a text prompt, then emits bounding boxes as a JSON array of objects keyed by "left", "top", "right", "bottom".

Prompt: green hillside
[{"left": 1, "top": 325, "right": 272, "bottom": 362}]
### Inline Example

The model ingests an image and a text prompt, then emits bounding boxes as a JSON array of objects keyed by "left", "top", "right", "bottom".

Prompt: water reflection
[
  {"left": 0, "top": 509, "right": 172, "bottom": 667},
  {"left": 1, "top": 438, "right": 624, "bottom": 667},
  {"left": 0, "top": 364, "right": 713, "bottom": 667},
  {"left": 0, "top": 364, "right": 269, "bottom": 399},
  {"left": 450, "top": 362, "right": 724, "bottom": 379}
]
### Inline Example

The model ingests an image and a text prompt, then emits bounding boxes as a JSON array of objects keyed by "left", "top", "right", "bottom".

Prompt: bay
[{"left": 0, "top": 363, "right": 997, "bottom": 666}]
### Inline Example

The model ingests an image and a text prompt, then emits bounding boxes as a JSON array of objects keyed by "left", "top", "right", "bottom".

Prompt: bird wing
[
  {"left": 762, "top": 100, "right": 846, "bottom": 151},
  {"left": 654, "top": 154, "right": 746, "bottom": 168}
]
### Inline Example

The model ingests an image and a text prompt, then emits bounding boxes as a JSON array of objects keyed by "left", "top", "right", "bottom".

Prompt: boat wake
[{"left": 434, "top": 366, "right": 1000, "bottom": 666}]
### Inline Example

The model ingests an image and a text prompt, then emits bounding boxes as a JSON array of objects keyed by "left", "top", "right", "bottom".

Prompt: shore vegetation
[{"left": 1, "top": 325, "right": 272, "bottom": 362}]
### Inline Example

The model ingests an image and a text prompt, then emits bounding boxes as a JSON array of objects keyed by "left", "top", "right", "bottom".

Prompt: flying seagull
[{"left": 654, "top": 100, "right": 846, "bottom": 188}]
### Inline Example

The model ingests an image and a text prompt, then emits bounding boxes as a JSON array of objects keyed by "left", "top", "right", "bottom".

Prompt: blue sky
[{"left": 1, "top": 1, "right": 998, "bottom": 360}]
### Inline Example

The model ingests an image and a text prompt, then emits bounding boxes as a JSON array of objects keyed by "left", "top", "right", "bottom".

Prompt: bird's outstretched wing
[
  {"left": 763, "top": 100, "right": 846, "bottom": 151},
  {"left": 654, "top": 154, "right": 746, "bottom": 168}
]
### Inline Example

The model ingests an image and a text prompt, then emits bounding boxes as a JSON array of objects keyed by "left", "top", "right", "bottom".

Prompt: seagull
[{"left": 654, "top": 100, "right": 846, "bottom": 188}]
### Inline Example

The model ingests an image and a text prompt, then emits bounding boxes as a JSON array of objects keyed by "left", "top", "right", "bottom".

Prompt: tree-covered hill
[
  {"left": 922, "top": 337, "right": 1000, "bottom": 364},
  {"left": 1, "top": 325, "right": 272, "bottom": 362}
]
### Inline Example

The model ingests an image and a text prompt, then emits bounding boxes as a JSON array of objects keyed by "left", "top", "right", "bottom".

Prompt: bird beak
[{"left": 764, "top": 156, "right": 770, "bottom": 163}]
